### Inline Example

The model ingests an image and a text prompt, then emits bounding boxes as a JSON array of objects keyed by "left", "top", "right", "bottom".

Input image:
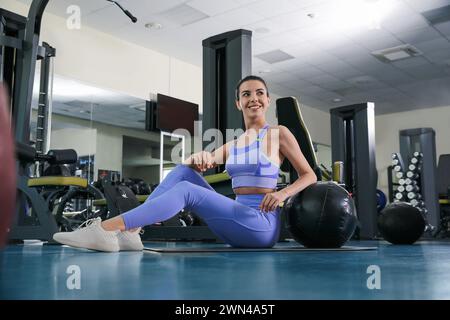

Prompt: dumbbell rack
[{"left": 391, "top": 152, "right": 426, "bottom": 213}]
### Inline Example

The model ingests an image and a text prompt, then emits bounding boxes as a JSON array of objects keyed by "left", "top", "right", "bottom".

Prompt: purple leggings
[{"left": 121, "top": 164, "right": 281, "bottom": 248}]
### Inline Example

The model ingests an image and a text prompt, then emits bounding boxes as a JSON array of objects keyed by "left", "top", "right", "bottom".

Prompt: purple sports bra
[{"left": 225, "top": 124, "right": 280, "bottom": 189}]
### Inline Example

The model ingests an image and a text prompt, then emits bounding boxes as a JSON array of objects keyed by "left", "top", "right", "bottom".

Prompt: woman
[{"left": 53, "top": 75, "right": 317, "bottom": 251}]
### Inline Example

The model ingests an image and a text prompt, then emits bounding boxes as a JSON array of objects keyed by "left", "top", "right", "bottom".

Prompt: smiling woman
[{"left": 52, "top": 75, "right": 318, "bottom": 251}]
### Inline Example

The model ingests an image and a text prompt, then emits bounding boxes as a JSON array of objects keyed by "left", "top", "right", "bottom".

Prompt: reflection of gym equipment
[
  {"left": 330, "top": 103, "right": 378, "bottom": 239},
  {"left": 10, "top": 144, "right": 104, "bottom": 240}
]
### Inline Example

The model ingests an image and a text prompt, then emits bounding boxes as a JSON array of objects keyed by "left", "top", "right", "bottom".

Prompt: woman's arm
[
  {"left": 278, "top": 125, "right": 317, "bottom": 198},
  {"left": 182, "top": 140, "right": 233, "bottom": 172},
  {"left": 260, "top": 125, "right": 317, "bottom": 212}
]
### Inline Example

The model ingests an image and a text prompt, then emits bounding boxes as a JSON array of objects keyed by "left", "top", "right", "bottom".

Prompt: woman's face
[{"left": 236, "top": 80, "right": 270, "bottom": 120}]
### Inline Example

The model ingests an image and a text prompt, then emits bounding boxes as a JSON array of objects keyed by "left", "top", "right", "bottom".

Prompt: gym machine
[
  {"left": 330, "top": 103, "right": 378, "bottom": 239},
  {"left": 1, "top": 2, "right": 103, "bottom": 240},
  {"left": 398, "top": 128, "right": 440, "bottom": 230}
]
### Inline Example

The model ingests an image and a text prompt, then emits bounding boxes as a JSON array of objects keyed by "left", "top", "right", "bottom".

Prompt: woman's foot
[
  {"left": 53, "top": 218, "right": 120, "bottom": 252},
  {"left": 117, "top": 228, "right": 144, "bottom": 251}
]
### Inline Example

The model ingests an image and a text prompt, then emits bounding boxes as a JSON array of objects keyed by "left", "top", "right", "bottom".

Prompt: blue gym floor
[{"left": 1, "top": 240, "right": 450, "bottom": 300}]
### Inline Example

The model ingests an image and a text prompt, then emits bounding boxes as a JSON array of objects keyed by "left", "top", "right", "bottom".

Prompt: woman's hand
[
  {"left": 183, "top": 151, "right": 215, "bottom": 172},
  {"left": 259, "top": 189, "right": 289, "bottom": 213}
]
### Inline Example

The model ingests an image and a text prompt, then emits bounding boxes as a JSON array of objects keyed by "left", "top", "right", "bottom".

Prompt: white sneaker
[
  {"left": 117, "top": 229, "right": 144, "bottom": 251},
  {"left": 53, "top": 218, "right": 120, "bottom": 252}
]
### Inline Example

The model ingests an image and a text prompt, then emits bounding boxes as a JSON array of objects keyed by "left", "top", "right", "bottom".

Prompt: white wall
[
  {"left": 95, "top": 128, "right": 123, "bottom": 179},
  {"left": 375, "top": 105, "right": 450, "bottom": 196},
  {"left": 50, "top": 127, "right": 97, "bottom": 156}
]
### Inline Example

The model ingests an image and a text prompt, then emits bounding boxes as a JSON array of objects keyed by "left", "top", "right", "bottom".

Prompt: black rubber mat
[{"left": 144, "top": 246, "right": 377, "bottom": 253}]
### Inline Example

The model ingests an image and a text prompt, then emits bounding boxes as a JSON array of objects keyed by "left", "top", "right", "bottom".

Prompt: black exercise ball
[
  {"left": 378, "top": 202, "right": 425, "bottom": 244},
  {"left": 283, "top": 182, "right": 358, "bottom": 248}
]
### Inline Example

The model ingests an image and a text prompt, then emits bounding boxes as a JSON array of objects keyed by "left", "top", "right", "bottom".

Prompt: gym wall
[
  {"left": 375, "top": 104, "right": 450, "bottom": 196},
  {"left": 51, "top": 127, "right": 97, "bottom": 157}
]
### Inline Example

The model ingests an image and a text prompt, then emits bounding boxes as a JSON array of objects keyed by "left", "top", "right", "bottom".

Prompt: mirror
[
  {"left": 314, "top": 142, "right": 332, "bottom": 170},
  {"left": 30, "top": 74, "right": 182, "bottom": 186}
]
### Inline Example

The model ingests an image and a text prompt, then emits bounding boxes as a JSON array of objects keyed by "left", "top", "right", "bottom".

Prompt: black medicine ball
[
  {"left": 378, "top": 202, "right": 425, "bottom": 244},
  {"left": 283, "top": 182, "right": 358, "bottom": 248}
]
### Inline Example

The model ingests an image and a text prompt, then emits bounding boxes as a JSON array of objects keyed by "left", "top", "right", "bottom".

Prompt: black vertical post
[
  {"left": 202, "top": 29, "right": 252, "bottom": 173},
  {"left": 12, "top": 0, "right": 49, "bottom": 144},
  {"left": 331, "top": 103, "right": 378, "bottom": 239}
]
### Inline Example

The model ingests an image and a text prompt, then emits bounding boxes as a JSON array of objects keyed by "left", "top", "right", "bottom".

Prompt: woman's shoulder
[{"left": 268, "top": 125, "right": 290, "bottom": 135}]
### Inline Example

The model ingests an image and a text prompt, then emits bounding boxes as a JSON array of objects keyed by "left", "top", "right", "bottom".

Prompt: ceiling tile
[
  {"left": 423, "top": 48, "right": 450, "bottom": 63},
  {"left": 391, "top": 56, "right": 431, "bottom": 69},
  {"left": 243, "top": 20, "right": 286, "bottom": 39},
  {"left": 394, "top": 26, "right": 444, "bottom": 44},
  {"left": 215, "top": 7, "right": 266, "bottom": 27},
  {"left": 308, "top": 74, "right": 341, "bottom": 86},
  {"left": 268, "top": 9, "right": 312, "bottom": 30},
  {"left": 381, "top": 2, "right": 430, "bottom": 33},
  {"left": 403, "top": 64, "right": 449, "bottom": 80},
  {"left": 243, "top": 0, "right": 299, "bottom": 18},
  {"left": 404, "top": 0, "right": 450, "bottom": 13},
  {"left": 282, "top": 41, "right": 322, "bottom": 58},
  {"left": 434, "top": 20, "right": 450, "bottom": 36},
  {"left": 414, "top": 38, "right": 450, "bottom": 54},
  {"left": 187, "top": 0, "right": 243, "bottom": 16},
  {"left": 261, "top": 32, "right": 305, "bottom": 48},
  {"left": 289, "top": 64, "right": 326, "bottom": 79}
]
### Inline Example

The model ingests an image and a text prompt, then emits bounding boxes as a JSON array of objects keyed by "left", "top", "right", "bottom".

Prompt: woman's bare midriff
[{"left": 233, "top": 187, "right": 275, "bottom": 195}]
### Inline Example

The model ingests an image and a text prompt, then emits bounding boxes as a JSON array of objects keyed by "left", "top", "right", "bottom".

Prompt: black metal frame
[
  {"left": 330, "top": 103, "right": 378, "bottom": 239},
  {"left": 202, "top": 29, "right": 252, "bottom": 174},
  {"left": 1, "top": 1, "right": 60, "bottom": 241}
]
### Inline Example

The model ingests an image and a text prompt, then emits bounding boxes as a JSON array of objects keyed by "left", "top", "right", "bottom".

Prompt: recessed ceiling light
[
  {"left": 145, "top": 22, "right": 163, "bottom": 30},
  {"left": 255, "top": 50, "right": 295, "bottom": 64},
  {"left": 332, "top": 98, "right": 342, "bottom": 103},
  {"left": 371, "top": 44, "right": 422, "bottom": 62},
  {"left": 259, "top": 69, "right": 272, "bottom": 74}
]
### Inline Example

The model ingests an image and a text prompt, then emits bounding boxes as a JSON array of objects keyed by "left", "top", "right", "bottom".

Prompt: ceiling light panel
[{"left": 255, "top": 50, "right": 295, "bottom": 64}]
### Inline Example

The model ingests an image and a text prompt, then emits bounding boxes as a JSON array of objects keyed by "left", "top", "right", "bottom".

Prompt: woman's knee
[
  {"left": 174, "top": 180, "right": 195, "bottom": 189},
  {"left": 172, "top": 181, "right": 202, "bottom": 197}
]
